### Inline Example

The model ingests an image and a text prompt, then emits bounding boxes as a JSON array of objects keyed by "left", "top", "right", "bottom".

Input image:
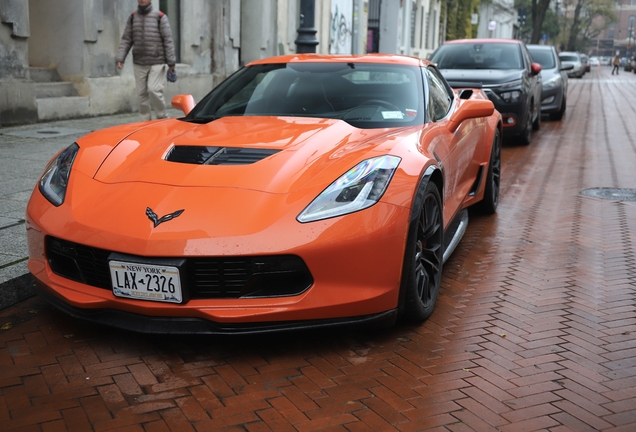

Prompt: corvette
[{"left": 26, "top": 54, "right": 502, "bottom": 334}]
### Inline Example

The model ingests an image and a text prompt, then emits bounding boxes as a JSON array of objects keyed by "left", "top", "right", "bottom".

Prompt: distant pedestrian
[
  {"left": 116, "top": 0, "right": 176, "bottom": 120},
  {"left": 611, "top": 52, "right": 620, "bottom": 75}
]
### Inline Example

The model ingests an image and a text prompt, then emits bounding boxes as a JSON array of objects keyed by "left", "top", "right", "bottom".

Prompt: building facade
[
  {"left": 475, "top": 0, "right": 518, "bottom": 40},
  {"left": 591, "top": 0, "right": 636, "bottom": 57},
  {"left": 1, "top": 0, "right": 443, "bottom": 127}
]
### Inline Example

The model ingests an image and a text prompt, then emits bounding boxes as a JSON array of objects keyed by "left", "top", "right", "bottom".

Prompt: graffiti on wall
[{"left": 330, "top": 0, "right": 352, "bottom": 54}]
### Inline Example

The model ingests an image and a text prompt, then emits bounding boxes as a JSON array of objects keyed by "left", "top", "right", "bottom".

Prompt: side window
[
  {"left": 425, "top": 67, "right": 452, "bottom": 121},
  {"left": 522, "top": 45, "right": 533, "bottom": 71}
]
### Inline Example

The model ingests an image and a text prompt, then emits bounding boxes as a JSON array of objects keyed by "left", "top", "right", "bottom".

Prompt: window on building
[
  {"left": 425, "top": 11, "right": 431, "bottom": 49},
  {"left": 420, "top": 6, "right": 425, "bottom": 49},
  {"left": 410, "top": 1, "right": 416, "bottom": 48}
]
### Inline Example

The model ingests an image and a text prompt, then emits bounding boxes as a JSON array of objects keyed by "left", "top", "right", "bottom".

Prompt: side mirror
[
  {"left": 171, "top": 94, "right": 196, "bottom": 115},
  {"left": 560, "top": 64, "right": 574, "bottom": 71},
  {"left": 530, "top": 62, "right": 542, "bottom": 76},
  {"left": 447, "top": 98, "right": 495, "bottom": 133}
]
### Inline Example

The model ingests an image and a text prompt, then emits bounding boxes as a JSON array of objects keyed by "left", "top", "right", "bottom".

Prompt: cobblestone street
[{"left": 0, "top": 67, "right": 635, "bottom": 431}]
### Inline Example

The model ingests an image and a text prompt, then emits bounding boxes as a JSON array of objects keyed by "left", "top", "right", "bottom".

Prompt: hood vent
[{"left": 166, "top": 146, "right": 280, "bottom": 165}]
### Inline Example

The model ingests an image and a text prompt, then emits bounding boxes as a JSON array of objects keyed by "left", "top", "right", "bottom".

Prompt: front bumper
[
  {"left": 483, "top": 90, "right": 527, "bottom": 136},
  {"left": 26, "top": 181, "right": 411, "bottom": 331},
  {"left": 33, "top": 280, "right": 398, "bottom": 334},
  {"left": 540, "top": 85, "right": 564, "bottom": 114}
]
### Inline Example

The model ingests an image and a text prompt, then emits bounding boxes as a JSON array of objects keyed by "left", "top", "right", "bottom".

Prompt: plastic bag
[{"left": 167, "top": 68, "right": 177, "bottom": 83}]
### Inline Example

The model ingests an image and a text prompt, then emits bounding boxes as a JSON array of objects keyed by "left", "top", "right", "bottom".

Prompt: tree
[
  {"left": 530, "top": 0, "right": 552, "bottom": 43},
  {"left": 564, "top": 0, "right": 615, "bottom": 52},
  {"left": 515, "top": 0, "right": 560, "bottom": 42},
  {"left": 444, "top": 0, "right": 480, "bottom": 40}
]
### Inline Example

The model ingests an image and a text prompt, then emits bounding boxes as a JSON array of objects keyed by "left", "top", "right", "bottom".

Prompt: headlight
[
  {"left": 38, "top": 143, "right": 79, "bottom": 206},
  {"left": 543, "top": 75, "right": 562, "bottom": 89},
  {"left": 499, "top": 90, "right": 522, "bottom": 103},
  {"left": 499, "top": 79, "right": 523, "bottom": 89},
  {"left": 297, "top": 155, "right": 401, "bottom": 223}
]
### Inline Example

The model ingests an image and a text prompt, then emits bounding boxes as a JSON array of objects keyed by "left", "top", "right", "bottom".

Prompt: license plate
[{"left": 109, "top": 260, "right": 183, "bottom": 303}]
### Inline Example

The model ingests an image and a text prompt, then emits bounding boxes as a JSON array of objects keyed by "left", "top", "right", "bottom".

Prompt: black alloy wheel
[
  {"left": 401, "top": 181, "right": 443, "bottom": 322},
  {"left": 550, "top": 96, "right": 566, "bottom": 121},
  {"left": 519, "top": 105, "right": 533, "bottom": 145},
  {"left": 532, "top": 100, "right": 541, "bottom": 130},
  {"left": 473, "top": 129, "right": 501, "bottom": 214}
]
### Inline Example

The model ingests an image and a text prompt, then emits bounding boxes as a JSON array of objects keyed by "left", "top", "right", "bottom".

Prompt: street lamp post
[{"left": 295, "top": 0, "right": 319, "bottom": 53}]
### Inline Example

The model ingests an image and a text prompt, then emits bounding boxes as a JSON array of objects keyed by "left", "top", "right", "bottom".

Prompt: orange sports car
[{"left": 26, "top": 54, "right": 502, "bottom": 334}]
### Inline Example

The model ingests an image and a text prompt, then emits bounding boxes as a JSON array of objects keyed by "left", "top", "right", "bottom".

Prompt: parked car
[
  {"left": 580, "top": 54, "right": 590, "bottom": 72},
  {"left": 588, "top": 57, "right": 601, "bottom": 67},
  {"left": 527, "top": 44, "right": 572, "bottom": 121},
  {"left": 430, "top": 38, "right": 542, "bottom": 145},
  {"left": 625, "top": 56, "right": 635, "bottom": 72},
  {"left": 26, "top": 54, "right": 503, "bottom": 334},
  {"left": 558, "top": 52, "right": 585, "bottom": 78}
]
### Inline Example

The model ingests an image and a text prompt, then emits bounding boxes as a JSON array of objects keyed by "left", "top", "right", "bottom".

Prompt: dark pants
[{"left": 612, "top": 65, "right": 619, "bottom": 74}]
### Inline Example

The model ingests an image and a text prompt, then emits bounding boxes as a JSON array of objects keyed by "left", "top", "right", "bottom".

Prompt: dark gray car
[
  {"left": 430, "top": 39, "right": 542, "bottom": 146},
  {"left": 527, "top": 44, "right": 572, "bottom": 121}
]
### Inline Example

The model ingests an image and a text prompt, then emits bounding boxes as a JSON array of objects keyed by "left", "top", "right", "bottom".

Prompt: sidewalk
[{"left": 0, "top": 109, "right": 181, "bottom": 308}]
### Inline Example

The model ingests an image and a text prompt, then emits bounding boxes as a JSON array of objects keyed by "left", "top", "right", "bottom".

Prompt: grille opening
[{"left": 45, "top": 237, "right": 313, "bottom": 299}]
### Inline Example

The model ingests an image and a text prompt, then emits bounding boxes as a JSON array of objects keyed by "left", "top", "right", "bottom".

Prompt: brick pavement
[{"left": 0, "top": 67, "right": 635, "bottom": 430}]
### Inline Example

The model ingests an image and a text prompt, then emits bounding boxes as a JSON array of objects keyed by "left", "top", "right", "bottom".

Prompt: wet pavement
[{"left": 0, "top": 67, "right": 635, "bottom": 431}]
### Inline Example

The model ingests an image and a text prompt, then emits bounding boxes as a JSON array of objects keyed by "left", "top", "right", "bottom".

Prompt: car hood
[
  {"left": 539, "top": 67, "right": 560, "bottom": 81},
  {"left": 438, "top": 69, "right": 523, "bottom": 86},
  {"left": 81, "top": 116, "right": 414, "bottom": 194}
]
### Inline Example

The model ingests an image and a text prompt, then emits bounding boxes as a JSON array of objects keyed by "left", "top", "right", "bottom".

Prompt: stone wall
[{"left": 0, "top": 0, "right": 37, "bottom": 125}]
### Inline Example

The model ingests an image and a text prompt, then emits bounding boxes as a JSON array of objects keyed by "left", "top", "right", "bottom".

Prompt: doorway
[{"left": 159, "top": 0, "right": 181, "bottom": 62}]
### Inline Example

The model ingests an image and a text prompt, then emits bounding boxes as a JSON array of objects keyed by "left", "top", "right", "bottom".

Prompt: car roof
[
  {"left": 526, "top": 44, "right": 554, "bottom": 50},
  {"left": 559, "top": 51, "right": 579, "bottom": 55},
  {"left": 443, "top": 38, "right": 523, "bottom": 45},
  {"left": 247, "top": 54, "right": 431, "bottom": 67}
]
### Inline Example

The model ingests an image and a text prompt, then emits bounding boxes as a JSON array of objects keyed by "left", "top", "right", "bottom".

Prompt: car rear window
[
  {"left": 430, "top": 43, "right": 523, "bottom": 70},
  {"left": 559, "top": 55, "right": 579, "bottom": 62},
  {"left": 528, "top": 49, "right": 556, "bottom": 69}
]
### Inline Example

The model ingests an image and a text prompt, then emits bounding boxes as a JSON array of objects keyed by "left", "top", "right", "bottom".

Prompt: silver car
[
  {"left": 558, "top": 51, "right": 584, "bottom": 78},
  {"left": 528, "top": 45, "right": 572, "bottom": 121}
]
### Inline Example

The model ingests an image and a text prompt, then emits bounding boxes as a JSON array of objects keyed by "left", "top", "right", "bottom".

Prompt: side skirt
[{"left": 442, "top": 209, "right": 468, "bottom": 264}]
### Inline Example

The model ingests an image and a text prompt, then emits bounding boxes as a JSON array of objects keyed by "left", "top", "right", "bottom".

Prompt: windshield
[
  {"left": 184, "top": 62, "right": 425, "bottom": 129},
  {"left": 559, "top": 55, "right": 579, "bottom": 62},
  {"left": 430, "top": 43, "right": 523, "bottom": 70},
  {"left": 528, "top": 48, "right": 556, "bottom": 69}
]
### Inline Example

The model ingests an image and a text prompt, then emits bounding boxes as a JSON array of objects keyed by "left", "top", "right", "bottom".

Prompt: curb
[{"left": 0, "top": 273, "right": 37, "bottom": 310}]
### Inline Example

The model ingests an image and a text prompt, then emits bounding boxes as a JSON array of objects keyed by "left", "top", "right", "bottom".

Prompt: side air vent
[{"left": 166, "top": 146, "right": 280, "bottom": 165}]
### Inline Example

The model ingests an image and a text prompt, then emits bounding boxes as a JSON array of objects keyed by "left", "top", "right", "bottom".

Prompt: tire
[
  {"left": 550, "top": 96, "right": 566, "bottom": 121},
  {"left": 400, "top": 180, "right": 443, "bottom": 322},
  {"left": 473, "top": 129, "right": 501, "bottom": 215},
  {"left": 532, "top": 101, "right": 541, "bottom": 131},
  {"left": 518, "top": 106, "right": 533, "bottom": 145}
]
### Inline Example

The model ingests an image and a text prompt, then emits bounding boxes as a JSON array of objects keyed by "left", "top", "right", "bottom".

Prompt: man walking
[
  {"left": 116, "top": 0, "right": 176, "bottom": 120},
  {"left": 611, "top": 51, "right": 620, "bottom": 75}
]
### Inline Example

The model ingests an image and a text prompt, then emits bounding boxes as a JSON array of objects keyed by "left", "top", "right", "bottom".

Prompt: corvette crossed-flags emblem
[{"left": 146, "top": 207, "right": 184, "bottom": 228}]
